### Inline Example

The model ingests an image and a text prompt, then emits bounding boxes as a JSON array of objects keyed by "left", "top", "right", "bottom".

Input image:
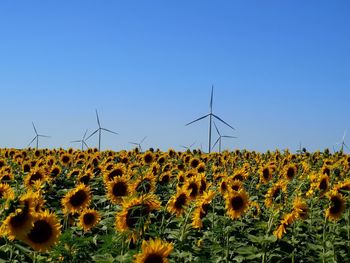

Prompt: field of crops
[{"left": 0, "top": 147, "right": 350, "bottom": 262}]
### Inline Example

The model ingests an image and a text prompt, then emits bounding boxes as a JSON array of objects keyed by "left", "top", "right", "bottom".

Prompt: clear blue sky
[{"left": 0, "top": 1, "right": 349, "bottom": 152}]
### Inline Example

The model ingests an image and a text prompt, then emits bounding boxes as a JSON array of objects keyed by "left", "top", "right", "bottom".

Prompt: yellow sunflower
[
  {"left": 264, "top": 180, "right": 287, "bottom": 210},
  {"left": 23, "top": 210, "right": 61, "bottom": 252},
  {"left": 259, "top": 165, "right": 273, "bottom": 184},
  {"left": 24, "top": 168, "right": 48, "bottom": 188},
  {"left": 183, "top": 176, "right": 201, "bottom": 200},
  {"left": 0, "top": 183, "right": 15, "bottom": 202},
  {"left": 134, "top": 238, "right": 173, "bottom": 263},
  {"left": 61, "top": 184, "right": 91, "bottom": 214},
  {"left": 133, "top": 172, "right": 156, "bottom": 195},
  {"left": 116, "top": 194, "right": 160, "bottom": 241},
  {"left": 106, "top": 175, "right": 130, "bottom": 204},
  {"left": 326, "top": 191, "right": 346, "bottom": 221},
  {"left": 167, "top": 188, "right": 191, "bottom": 217},
  {"left": 78, "top": 209, "right": 101, "bottom": 232},
  {"left": 225, "top": 189, "right": 250, "bottom": 220}
]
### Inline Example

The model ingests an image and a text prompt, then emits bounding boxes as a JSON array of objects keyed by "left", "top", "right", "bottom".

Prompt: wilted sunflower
[
  {"left": 273, "top": 212, "right": 298, "bottom": 239},
  {"left": 62, "top": 184, "right": 91, "bottom": 214},
  {"left": 134, "top": 238, "right": 173, "bottom": 263},
  {"left": 78, "top": 209, "right": 101, "bottom": 232},
  {"left": 326, "top": 191, "right": 345, "bottom": 221},
  {"left": 167, "top": 188, "right": 191, "bottom": 217},
  {"left": 225, "top": 189, "right": 250, "bottom": 220},
  {"left": 116, "top": 194, "right": 160, "bottom": 241},
  {"left": 107, "top": 176, "right": 130, "bottom": 204},
  {"left": 23, "top": 210, "right": 61, "bottom": 252}
]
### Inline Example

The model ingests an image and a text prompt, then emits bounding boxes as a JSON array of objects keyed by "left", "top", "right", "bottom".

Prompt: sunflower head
[
  {"left": 78, "top": 209, "right": 101, "bottom": 232},
  {"left": 106, "top": 176, "right": 130, "bottom": 204},
  {"left": 167, "top": 188, "right": 191, "bottom": 217},
  {"left": 62, "top": 184, "right": 91, "bottom": 214},
  {"left": 225, "top": 189, "right": 250, "bottom": 220},
  {"left": 134, "top": 238, "right": 173, "bottom": 263},
  {"left": 326, "top": 191, "right": 346, "bottom": 221}
]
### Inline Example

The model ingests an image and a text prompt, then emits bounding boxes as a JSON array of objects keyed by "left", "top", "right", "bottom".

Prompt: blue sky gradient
[{"left": 0, "top": 1, "right": 349, "bottom": 152}]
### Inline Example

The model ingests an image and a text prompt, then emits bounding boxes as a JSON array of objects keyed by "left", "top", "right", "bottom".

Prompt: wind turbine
[
  {"left": 86, "top": 110, "right": 118, "bottom": 151},
  {"left": 180, "top": 141, "right": 196, "bottom": 151},
  {"left": 212, "top": 121, "right": 237, "bottom": 152},
  {"left": 129, "top": 136, "right": 147, "bottom": 152},
  {"left": 335, "top": 130, "right": 350, "bottom": 153},
  {"left": 185, "top": 85, "right": 235, "bottom": 153},
  {"left": 28, "top": 122, "right": 50, "bottom": 149},
  {"left": 71, "top": 129, "right": 89, "bottom": 150}
]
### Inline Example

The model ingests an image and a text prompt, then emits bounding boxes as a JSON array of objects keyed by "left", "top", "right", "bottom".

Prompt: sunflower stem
[{"left": 322, "top": 215, "right": 328, "bottom": 263}]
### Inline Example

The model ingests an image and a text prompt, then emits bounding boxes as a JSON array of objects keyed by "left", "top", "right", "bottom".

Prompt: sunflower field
[{"left": 1, "top": 147, "right": 350, "bottom": 262}]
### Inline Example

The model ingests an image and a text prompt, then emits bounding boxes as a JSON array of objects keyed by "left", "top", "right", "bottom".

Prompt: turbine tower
[{"left": 185, "top": 86, "right": 235, "bottom": 153}]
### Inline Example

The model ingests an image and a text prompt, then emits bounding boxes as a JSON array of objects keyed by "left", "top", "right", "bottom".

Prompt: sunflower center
[
  {"left": 108, "top": 169, "right": 123, "bottom": 180},
  {"left": 113, "top": 182, "right": 127, "bottom": 197},
  {"left": 83, "top": 213, "right": 95, "bottom": 225},
  {"left": 174, "top": 193, "right": 187, "bottom": 209},
  {"left": 231, "top": 196, "right": 244, "bottom": 210},
  {"left": 126, "top": 204, "right": 150, "bottom": 229},
  {"left": 144, "top": 253, "right": 163, "bottom": 263},
  {"left": 69, "top": 190, "right": 87, "bottom": 207},
  {"left": 9, "top": 209, "right": 29, "bottom": 228},
  {"left": 144, "top": 154, "right": 153, "bottom": 164},
  {"left": 190, "top": 159, "right": 200, "bottom": 168},
  {"left": 234, "top": 174, "right": 244, "bottom": 181},
  {"left": 286, "top": 168, "right": 295, "bottom": 179},
  {"left": 161, "top": 175, "right": 170, "bottom": 184},
  {"left": 262, "top": 169, "right": 270, "bottom": 180},
  {"left": 188, "top": 183, "right": 198, "bottom": 198},
  {"left": 30, "top": 172, "right": 43, "bottom": 184},
  {"left": 79, "top": 175, "right": 90, "bottom": 184},
  {"left": 27, "top": 220, "right": 52, "bottom": 244},
  {"left": 330, "top": 197, "right": 342, "bottom": 214},
  {"left": 62, "top": 156, "right": 70, "bottom": 164},
  {"left": 319, "top": 179, "right": 328, "bottom": 191}
]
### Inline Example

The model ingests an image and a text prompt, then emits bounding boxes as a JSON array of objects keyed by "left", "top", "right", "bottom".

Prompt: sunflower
[
  {"left": 326, "top": 191, "right": 345, "bottom": 221},
  {"left": 334, "top": 179, "right": 350, "bottom": 195},
  {"left": 103, "top": 164, "right": 127, "bottom": 183},
  {"left": 61, "top": 184, "right": 91, "bottom": 214},
  {"left": 24, "top": 168, "right": 49, "bottom": 189},
  {"left": 134, "top": 173, "right": 156, "bottom": 195},
  {"left": 159, "top": 171, "right": 172, "bottom": 184},
  {"left": 192, "top": 190, "right": 215, "bottom": 229},
  {"left": 3, "top": 206, "right": 34, "bottom": 240},
  {"left": 143, "top": 151, "right": 154, "bottom": 165},
  {"left": 183, "top": 176, "right": 201, "bottom": 200},
  {"left": 250, "top": 201, "right": 261, "bottom": 218},
  {"left": 78, "top": 169, "right": 94, "bottom": 185},
  {"left": 232, "top": 168, "right": 248, "bottom": 181},
  {"left": 225, "top": 189, "right": 250, "bottom": 220},
  {"left": 273, "top": 212, "right": 298, "bottom": 239},
  {"left": 116, "top": 194, "right": 160, "bottom": 241},
  {"left": 0, "top": 183, "right": 15, "bottom": 201},
  {"left": 197, "top": 162, "right": 206, "bottom": 173},
  {"left": 264, "top": 180, "right": 287, "bottom": 210},
  {"left": 134, "top": 238, "right": 173, "bottom": 263},
  {"left": 177, "top": 172, "right": 186, "bottom": 186},
  {"left": 293, "top": 197, "right": 308, "bottom": 220},
  {"left": 317, "top": 174, "right": 329, "bottom": 194},
  {"left": 78, "top": 209, "right": 101, "bottom": 232},
  {"left": 60, "top": 153, "right": 72, "bottom": 166},
  {"left": 106, "top": 175, "right": 130, "bottom": 204},
  {"left": 229, "top": 180, "right": 243, "bottom": 192},
  {"left": 167, "top": 188, "right": 191, "bottom": 217},
  {"left": 50, "top": 165, "right": 61, "bottom": 178},
  {"left": 259, "top": 165, "right": 273, "bottom": 184},
  {"left": 189, "top": 157, "right": 200, "bottom": 169},
  {"left": 283, "top": 164, "right": 298, "bottom": 180},
  {"left": 23, "top": 210, "right": 61, "bottom": 252}
]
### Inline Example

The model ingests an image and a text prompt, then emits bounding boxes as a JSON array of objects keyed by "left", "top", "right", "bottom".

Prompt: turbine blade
[
  {"left": 222, "top": 136, "right": 237, "bottom": 138},
  {"left": 212, "top": 114, "right": 235, "bottom": 130},
  {"left": 185, "top": 114, "right": 210, "bottom": 126},
  {"left": 101, "top": 128, "right": 118, "bottom": 135},
  {"left": 180, "top": 145, "right": 187, "bottom": 149},
  {"left": 85, "top": 129, "right": 98, "bottom": 140},
  {"left": 70, "top": 140, "right": 81, "bottom": 143},
  {"left": 32, "top": 122, "right": 38, "bottom": 135},
  {"left": 140, "top": 136, "right": 147, "bottom": 144},
  {"left": 212, "top": 137, "right": 220, "bottom": 150},
  {"left": 213, "top": 121, "right": 221, "bottom": 136},
  {"left": 83, "top": 141, "right": 89, "bottom": 149},
  {"left": 95, "top": 109, "right": 101, "bottom": 128},
  {"left": 83, "top": 129, "right": 88, "bottom": 139},
  {"left": 28, "top": 136, "right": 37, "bottom": 147},
  {"left": 129, "top": 142, "right": 138, "bottom": 145},
  {"left": 38, "top": 135, "right": 50, "bottom": 138},
  {"left": 190, "top": 141, "right": 196, "bottom": 148},
  {"left": 343, "top": 130, "right": 347, "bottom": 141},
  {"left": 344, "top": 143, "right": 350, "bottom": 151}
]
